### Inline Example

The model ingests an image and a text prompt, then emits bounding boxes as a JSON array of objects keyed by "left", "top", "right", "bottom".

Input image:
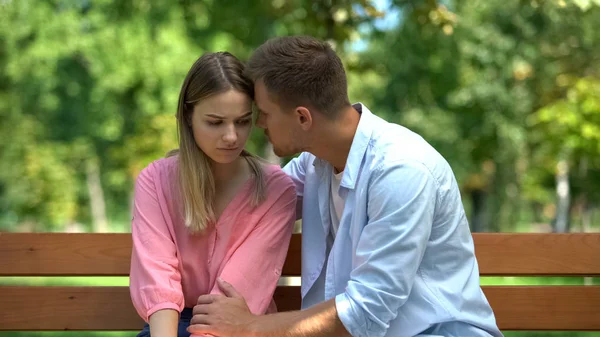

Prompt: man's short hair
[{"left": 246, "top": 35, "right": 351, "bottom": 119}]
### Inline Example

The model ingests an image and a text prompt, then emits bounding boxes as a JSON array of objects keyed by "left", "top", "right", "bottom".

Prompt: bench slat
[
  {"left": 0, "top": 233, "right": 133, "bottom": 277},
  {"left": 475, "top": 233, "right": 600, "bottom": 276},
  {"left": 0, "top": 233, "right": 298, "bottom": 277},
  {"left": 486, "top": 286, "right": 600, "bottom": 330},
  {"left": 1, "top": 285, "right": 599, "bottom": 331},
  {"left": 0, "top": 286, "right": 143, "bottom": 331},
  {"left": 1, "top": 233, "right": 600, "bottom": 276}
]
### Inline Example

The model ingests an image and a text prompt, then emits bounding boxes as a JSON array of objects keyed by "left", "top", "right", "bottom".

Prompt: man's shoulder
[
  {"left": 298, "top": 151, "right": 317, "bottom": 162},
  {"left": 368, "top": 124, "right": 442, "bottom": 166},
  {"left": 365, "top": 123, "right": 454, "bottom": 188},
  {"left": 285, "top": 152, "right": 318, "bottom": 170}
]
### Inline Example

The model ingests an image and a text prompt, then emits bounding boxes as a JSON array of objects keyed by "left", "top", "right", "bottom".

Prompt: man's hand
[
  {"left": 189, "top": 278, "right": 350, "bottom": 337},
  {"left": 188, "top": 277, "right": 259, "bottom": 337}
]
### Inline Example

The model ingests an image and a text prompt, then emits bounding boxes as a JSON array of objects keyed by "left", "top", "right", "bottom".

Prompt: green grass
[
  {"left": 481, "top": 276, "right": 600, "bottom": 286},
  {"left": 1, "top": 330, "right": 599, "bottom": 337},
  {"left": 0, "top": 276, "right": 128, "bottom": 286},
  {"left": 2, "top": 332, "right": 599, "bottom": 337},
  {"left": 1, "top": 276, "right": 599, "bottom": 337},
  {"left": 2, "top": 276, "right": 598, "bottom": 287},
  {"left": 504, "top": 333, "right": 600, "bottom": 337},
  {"left": 0, "top": 333, "right": 137, "bottom": 337}
]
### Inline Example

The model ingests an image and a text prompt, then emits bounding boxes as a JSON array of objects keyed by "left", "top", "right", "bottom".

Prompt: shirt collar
[{"left": 313, "top": 103, "right": 375, "bottom": 190}]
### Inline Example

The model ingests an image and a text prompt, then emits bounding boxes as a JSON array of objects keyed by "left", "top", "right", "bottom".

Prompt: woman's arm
[
  {"left": 207, "top": 175, "right": 297, "bottom": 314},
  {"left": 130, "top": 163, "right": 184, "bottom": 337},
  {"left": 149, "top": 309, "right": 179, "bottom": 337}
]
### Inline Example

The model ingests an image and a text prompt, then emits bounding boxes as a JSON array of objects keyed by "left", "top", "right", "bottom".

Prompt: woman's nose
[{"left": 222, "top": 124, "right": 237, "bottom": 143}]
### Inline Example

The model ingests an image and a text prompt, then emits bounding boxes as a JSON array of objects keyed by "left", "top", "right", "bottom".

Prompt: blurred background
[{"left": 1, "top": 0, "right": 599, "bottom": 336}]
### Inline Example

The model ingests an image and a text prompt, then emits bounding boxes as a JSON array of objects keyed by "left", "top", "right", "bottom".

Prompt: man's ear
[{"left": 295, "top": 106, "right": 312, "bottom": 131}]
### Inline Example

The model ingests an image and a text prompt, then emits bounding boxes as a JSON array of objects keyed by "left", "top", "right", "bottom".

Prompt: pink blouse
[{"left": 129, "top": 155, "right": 296, "bottom": 324}]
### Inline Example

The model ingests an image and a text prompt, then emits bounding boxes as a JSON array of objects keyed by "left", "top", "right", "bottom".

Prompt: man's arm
[
  {"left": 333, "top": 161, "right": 436, "bottom": 337},
  {"left": 252, "top": 298, "right": 350, "bottom": 337},
  {"left": 188, "top": 279, "right": 351, "bottom": 337}
]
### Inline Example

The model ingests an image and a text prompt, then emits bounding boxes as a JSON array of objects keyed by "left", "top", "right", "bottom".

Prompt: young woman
[{"left": 129, "top": 52, "right": 297, "bottom": 337}]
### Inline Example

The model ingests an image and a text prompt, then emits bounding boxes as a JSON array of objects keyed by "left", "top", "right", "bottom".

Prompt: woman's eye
[
  {"left": 237, "top": 118, "right": 251, "bottom": 125},
  {"left": 207, "top": 120, "right": 222, "bottom": 126}
]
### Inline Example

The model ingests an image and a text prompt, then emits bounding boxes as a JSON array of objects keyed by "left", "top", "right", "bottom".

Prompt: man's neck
[{"left": 307, "top": 105, "right": 360, "bottom": 173}]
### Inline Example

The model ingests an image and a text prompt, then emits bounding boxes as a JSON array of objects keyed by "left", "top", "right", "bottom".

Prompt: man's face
[{"left": 254, "top": 80, "right": 304, "bottom": 157}]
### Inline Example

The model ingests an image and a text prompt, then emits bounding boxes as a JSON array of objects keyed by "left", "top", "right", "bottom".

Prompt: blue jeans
[{"left": 136, "top": 308, "right": 193, "bottom": 337}]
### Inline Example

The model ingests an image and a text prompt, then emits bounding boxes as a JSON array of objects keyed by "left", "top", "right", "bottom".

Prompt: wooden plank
[
  {"left": 2, "top": 233, "right": 600, "bottom": 276},
  {"left": 0, "top": 232, "right": 302, "bottom": 277},
  {"left": 485, "top": 286, "right": 600, "bottom": 330},
  {"left": 273, "top": 284, "right": 301, "bottom": 312},
  {"left": 282, "top": 234, "right": 301, "bottom": 276},
  {"left": 0, "top": 286, "right": 599, "bottom": 331},
  {"left": 0, "top": 286, "right": 299, "bottom": 331},
  {"left": 0, "top": 233, "right": 132, "bottom": 276},
  {"left": 0, "top": 286, "right": 144, "bottom": 331},
  {"left": 475, "top": 233, "right": 600, "bottom": 276}
]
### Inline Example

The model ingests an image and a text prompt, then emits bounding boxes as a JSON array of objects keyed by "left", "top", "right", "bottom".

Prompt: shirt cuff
[
  {"left": 335, "top": 292, "right": 367, "bottom": 337},
  {"left": 145, "top": 302, "right": 182, "bottom": 322}
]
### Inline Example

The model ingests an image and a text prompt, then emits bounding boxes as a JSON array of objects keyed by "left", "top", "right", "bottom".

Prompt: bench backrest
[{"left": 1, "top": 232, "right": 599, "bottom": 331}]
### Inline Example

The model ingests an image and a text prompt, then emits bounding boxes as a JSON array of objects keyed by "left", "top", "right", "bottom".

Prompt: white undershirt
[{"left": 329, "top": 170, "right": 345, "bottom": 238}]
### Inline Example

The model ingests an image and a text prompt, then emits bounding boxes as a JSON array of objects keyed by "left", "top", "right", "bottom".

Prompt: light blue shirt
[{"left": 283, "top": 104, "right": 503, "bottom": 337}]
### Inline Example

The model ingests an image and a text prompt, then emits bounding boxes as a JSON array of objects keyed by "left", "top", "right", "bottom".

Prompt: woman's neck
[{"left": 211, "top": 156, "right": 247, "bottom": 186}]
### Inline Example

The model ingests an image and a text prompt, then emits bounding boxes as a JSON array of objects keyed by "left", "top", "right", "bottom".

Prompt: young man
[{"left": 187, "top": 36, "right": 503, "bottom": 337}]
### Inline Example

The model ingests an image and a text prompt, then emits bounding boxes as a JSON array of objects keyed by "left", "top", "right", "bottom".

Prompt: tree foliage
[{"left": 1, "top": 0, "right": 599, "bottom": 232}]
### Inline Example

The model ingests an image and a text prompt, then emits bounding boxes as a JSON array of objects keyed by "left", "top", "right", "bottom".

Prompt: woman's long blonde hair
[{"left": 168, "top": 52, "right": 266, "bottom": 233}]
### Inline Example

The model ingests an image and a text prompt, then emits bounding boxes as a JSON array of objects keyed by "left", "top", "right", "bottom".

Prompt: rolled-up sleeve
[
  {"left": 129, "top": 164, "right": 184, "bottom": 322},
  {"left": 335, "top": 161, "right": 437, "bottom": 337},
  {"left": 209, "top": 176, "right": 297, "bottom": 314}
]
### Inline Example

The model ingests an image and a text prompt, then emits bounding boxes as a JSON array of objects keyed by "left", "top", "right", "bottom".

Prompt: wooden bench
[{"left": 1, "top": 232, "right": 599, "bottom": 332}]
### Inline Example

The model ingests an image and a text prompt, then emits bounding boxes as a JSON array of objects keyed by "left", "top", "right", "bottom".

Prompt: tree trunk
[
  {"left": 86, "top": 158, "right": 108, "bottom": 233},
  {"left": 531, "top": 202, "right": 543, "bottom": 223},
  {"left": 489, "top": 162, "right": 508, "bottom": 233},
  {"left": 470, "top": 189, "right": 487, "bottom": 232},
  {"left": 581, "top": 202, "right": 592, "bottom": 232},
  {"left": 554, "top": 157, "right": 570, "bottom": 233},
  {"left": 579, "top": 157, "right": 591, "bottom": 233}
]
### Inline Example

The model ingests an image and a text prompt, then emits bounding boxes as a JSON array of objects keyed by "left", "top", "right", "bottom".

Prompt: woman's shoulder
[
  {"left": 153, "top": 154, "right": 179, "bottom": 171},
  {"left": 259, "top": 162, "right": 294, "bottom": 191},
  {"left": 136, "top": 154, "right": 178, "bottom": 183}
]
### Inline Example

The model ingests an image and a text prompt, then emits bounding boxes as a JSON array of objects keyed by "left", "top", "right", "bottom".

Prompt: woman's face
[{"left": 190, "top": 90, "right": 253, "bottom": 164}]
